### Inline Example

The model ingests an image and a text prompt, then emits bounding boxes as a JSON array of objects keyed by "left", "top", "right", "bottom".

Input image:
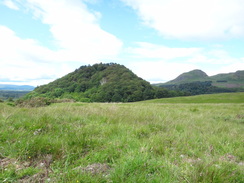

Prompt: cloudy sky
[{"left": 1, "top": 0, "right": 244, "bottom": 86}]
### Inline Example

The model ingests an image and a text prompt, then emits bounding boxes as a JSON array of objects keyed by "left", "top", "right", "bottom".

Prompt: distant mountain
[
  {"left": 165, "top": 69, "right": 208, "bottom": 84},
  {"left": 0, "top": 84, "right": 35, "bottom": 91},
  {"left": 31, "top": 63, "right": 161, "bottom": 102},
  {"left": 157, "top": 70, "right": 244, "bottom": 89},
  {"left": 0, "top": 90, "right": 31, "bottom": 100}
]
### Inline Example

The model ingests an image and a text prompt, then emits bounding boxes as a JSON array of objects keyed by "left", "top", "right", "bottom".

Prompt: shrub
[
  {"left": 7, "top": 98, "right": 14, "bottom": 102},
  {"left": 54, "top": 98, "right": 75, "bottom": 103},
  {"left": 7, "top": 102, "right": 15, "bottom": 107},
  {"left": 15, "top": 97, "right": 53, "bottom": 108}
]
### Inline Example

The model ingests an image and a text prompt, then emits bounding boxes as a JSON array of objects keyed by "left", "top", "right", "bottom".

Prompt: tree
[{"left": 111, "top": 92, "right": 122, "bottom": 102}]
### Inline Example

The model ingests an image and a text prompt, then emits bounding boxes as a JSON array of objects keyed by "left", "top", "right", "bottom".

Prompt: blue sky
[{"left": 0, "top": 0, "right": 244, "bottom": 86}]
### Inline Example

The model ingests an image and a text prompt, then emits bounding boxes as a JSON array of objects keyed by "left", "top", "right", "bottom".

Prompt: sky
[{"left": 0, "top": 0, "right": 244, "bottom": 86}]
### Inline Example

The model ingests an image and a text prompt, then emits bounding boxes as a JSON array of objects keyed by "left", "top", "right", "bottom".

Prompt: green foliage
[
  {"left": 78, "top": 98, "right": 91, "bottom": 103},
  {"left": 32, "top": 63, "right": 174, "bottom": 102},
  {"left": 7, "top": 97, "right": 14, "bottom": 102},
  {"left": 15, "top": 97, "right": 53, "bottom": 107},
  {"left": 51, "top": 88, "right": 65, "bottom": 98},
  {"left": 6, "top": 102, "right": 15, "bottom": 107}
]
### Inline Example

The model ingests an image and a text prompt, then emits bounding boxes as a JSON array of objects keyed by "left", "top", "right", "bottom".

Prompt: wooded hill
[{"left": 28, "top": 63, "right": 182, "bottom": 102}]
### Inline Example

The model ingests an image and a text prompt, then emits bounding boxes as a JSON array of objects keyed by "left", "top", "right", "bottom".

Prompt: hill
[
  {"left": 158, "top": 70, "right": 244, "bottom": 88},
  {"left": 0, "top": 84, "right": 34, "bottom": 91},
  {"left": 210, "top": 70, "right": 244, "bottom": 88},
  {"left": 141, "top": 92, "right": 244, "bottom": 103},
  {"left": 30, "top": 63, "right": 169, "bottom": 102},
  {"left": 164, "top": 69, "right": 208, "bottom": 84},
  {"left": 154, "top": 70, "right": 244, "bottom": 95}
]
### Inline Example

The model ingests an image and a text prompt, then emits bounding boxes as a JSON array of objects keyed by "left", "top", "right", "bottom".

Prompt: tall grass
[{"left": 0, "top": 93, "right": 244, "bottom": 182}]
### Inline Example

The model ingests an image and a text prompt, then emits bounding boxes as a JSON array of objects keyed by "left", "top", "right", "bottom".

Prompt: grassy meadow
[
  {"left": 0, "top": 93, "right": 244, "bottom": 182},
  {"left": 143, "top": 92, "right": 244, "bottom": 103}
]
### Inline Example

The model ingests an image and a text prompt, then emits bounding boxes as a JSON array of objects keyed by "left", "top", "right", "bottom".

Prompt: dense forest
[{"left": 25, "top": 63, "right": 186, "bottom": 102}]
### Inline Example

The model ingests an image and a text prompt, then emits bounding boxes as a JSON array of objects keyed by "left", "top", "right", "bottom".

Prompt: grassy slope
[
  {"left": 0, "top": 93, "right": 244, "bottom": 182},
  {"left": 142, "top": 92, "right": 244, "bottom": 103},
  {"left": 210, "top": 72, "right": 244, "bottom": 88}
]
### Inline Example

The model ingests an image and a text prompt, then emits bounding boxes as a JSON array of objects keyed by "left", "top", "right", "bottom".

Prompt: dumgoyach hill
[{"left": 26, "top": 63, "right": 182, "bottom": 102}]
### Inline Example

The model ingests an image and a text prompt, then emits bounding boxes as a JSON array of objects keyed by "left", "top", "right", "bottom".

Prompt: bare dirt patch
[
  {"left": 75, "top": 163, "right": 111, "bottom": 175},
  {"left": 0, "top": 155, "right": 55, "bottom": 183}
]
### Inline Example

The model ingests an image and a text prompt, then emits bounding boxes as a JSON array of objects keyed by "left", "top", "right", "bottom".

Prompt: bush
[
  {"left": 15, "top": 97, "right": 53, "bottom": 108},
  {"left": 7, "top": 98, "right": 14, "bottom": 102},
  {"left": 54, "top": 98, "right": 75, "bottom": 103},
  {"left": 7, "top": 102, "right": 15, "bottom": 107}
]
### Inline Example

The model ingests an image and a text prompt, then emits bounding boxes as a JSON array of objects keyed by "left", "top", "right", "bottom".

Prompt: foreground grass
[{"left": 0, "top": 95, "right": 244, "bottom": 182}]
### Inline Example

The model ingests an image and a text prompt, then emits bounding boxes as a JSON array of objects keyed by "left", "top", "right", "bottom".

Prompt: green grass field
[
  {"left": 0, "top": 93, "right": 244, "bottom": 182},
  {"left": 143, "top": 92, "right": 244, "bottom": 103}
]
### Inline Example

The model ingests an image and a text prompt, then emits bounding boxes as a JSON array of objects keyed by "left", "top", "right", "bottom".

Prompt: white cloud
[
  {"left": 2, "top": 0, "right": 19, "bottom": 10},
  {"left": 186, "top": 49, "right": 241, "bottom": 65},
  {"left": 128, "top": 56, "right": 244, "bottom": 83},
  {"left": 127, "top": 42, "right": 202, "bottom": 59},
  {"left": 0, "top": 0, "right": 123, "bottom": 85},
  {"left": 121, "top": 0, "right": 244, "bottom": 40},
  {"left": 0, "top": 26, "right": 74, "bottom": 86},
  {"left": 125, "top": 42, "right": 244, "bottom": 83},
  {"left": 128, "top": 61, "right": 198, "bottom": 83},
  {"left": 23, "top": 0, "right": 123, "bottom": 60},
  {"left": 124, "top": 42, "right": 201, "bottom": 82},
  {"left": 216, "top": 59, "right": 244, "bottom": 75}
]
